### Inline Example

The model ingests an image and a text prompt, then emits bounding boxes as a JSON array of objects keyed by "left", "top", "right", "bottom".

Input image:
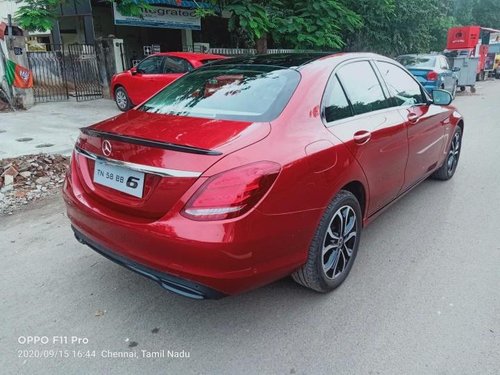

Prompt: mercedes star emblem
[{"left": 102, "top": 140, "right": 112, "bottom": 156}]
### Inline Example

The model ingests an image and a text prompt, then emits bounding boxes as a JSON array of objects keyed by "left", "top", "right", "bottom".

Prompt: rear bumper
[
  {"left": 72, "top": 226, "right": 225, "bottom": 299},
  {"left": 63, "top": 164, "right": 320, "bottom": 297}
]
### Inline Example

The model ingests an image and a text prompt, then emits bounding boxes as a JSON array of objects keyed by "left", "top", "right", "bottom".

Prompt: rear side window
[
  {"left": 163, "top": 56, "right": 193, "bottom": 73},
  {"left": 140, "top": 66, "right": 301, "bottom": 122},
  {"left": 336, "top": 61, "right": 389, "bottom": 115},
  {"left": 376, "top": 61, "right": 426, "bottom": 106},
  {"left": 323, "top": 76, "right": 352, "bottom": 123}
]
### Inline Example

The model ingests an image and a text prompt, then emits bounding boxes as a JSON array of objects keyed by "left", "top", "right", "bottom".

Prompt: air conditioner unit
[{"left": 193, "top": 43, "right": 210, "bottom": 53}]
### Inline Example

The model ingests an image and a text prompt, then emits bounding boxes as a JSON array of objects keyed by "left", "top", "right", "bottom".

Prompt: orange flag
[{"left": 5, "top": 60, "right": 33, "bottom": 89}]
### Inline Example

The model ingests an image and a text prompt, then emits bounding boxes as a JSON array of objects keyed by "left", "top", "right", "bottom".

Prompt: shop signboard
[
  {"left": 113, "top": 3, "right": 201, "bottom": 30},
  {"left": 490, "top": 32, "right": 500, "bottom": 45}
]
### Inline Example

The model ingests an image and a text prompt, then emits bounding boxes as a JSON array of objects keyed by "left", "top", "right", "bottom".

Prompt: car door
[
  {"left": 128, "top": 55, "right": 166, "bottom": 104},
  {"left": 323, "top": 60, "right": 409, "bottom": 215},
  {"left": 375, "top": 60, "right": 450, "bottom": 191}
]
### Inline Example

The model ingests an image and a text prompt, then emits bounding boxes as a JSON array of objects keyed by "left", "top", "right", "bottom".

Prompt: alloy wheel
[
  {"left": 447, "top": 131, "right": 461, "bottom": 174},
  {"left": 322, "top": 205, "right": 357, "bottom": 279},
  {"left": 115, "top": 90, "right": 128, "bottom": 110}
]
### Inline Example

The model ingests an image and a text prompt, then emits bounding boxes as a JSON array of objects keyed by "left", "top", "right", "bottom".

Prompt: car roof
[
  {"left": 398, "top": 53, "right": 442, "bottom": 58},
  {"left": 155, "top": 52, "right": 227, "bottom": 60},
  {"left": 207, "top": 52, "right": 334, "bottom": 68}
]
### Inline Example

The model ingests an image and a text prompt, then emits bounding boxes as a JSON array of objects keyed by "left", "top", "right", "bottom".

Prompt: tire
[
  {"left": 292, "top": 190, "right": 362, "bottom": 293},
  {"left": 114, "top": 86, "right": 132, "bottom": 111},
  {"left": 460, "top": 86, "right": 465, "bottom": 92},
  {"left": 451, "top": 82, "right": 457, "bottom": 99},
  {"left": 431, "top": 126, "right": 462, "bottom": 181},
  {"left": 470, "top": 86, "right": 476, "bottom": 93}
]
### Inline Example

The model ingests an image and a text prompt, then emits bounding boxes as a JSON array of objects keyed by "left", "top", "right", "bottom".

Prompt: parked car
[
  {"left": 64, "top": 53, "right": 464, "bottom": 299},
  {"left": 110, "top": 52, "right": 226, "bottom": 111},
  {"left": 397, "top": 54, "right": 459, "bottom": 97}
]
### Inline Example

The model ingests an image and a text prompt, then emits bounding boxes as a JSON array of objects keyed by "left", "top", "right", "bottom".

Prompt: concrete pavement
[
  {"left": 0, "top": 98, "right": 119, "bottom": 158},
  {"left": 1, "top": 80, "right": 499, "bottom": 374}
]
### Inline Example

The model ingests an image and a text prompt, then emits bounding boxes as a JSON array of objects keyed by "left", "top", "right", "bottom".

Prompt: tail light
[
  {"left": 426, "top": 71, "right": 439, "bottom": 81},
  {"left": 181, "top": 161, "right": 281, "bottom": 221}
]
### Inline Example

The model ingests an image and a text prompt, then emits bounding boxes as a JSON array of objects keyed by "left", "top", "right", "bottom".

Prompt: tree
[
  {"left": 344, "top": 0, "right": 456, "bottom": 56},
  {"left": 452, "top": 0, "right": 500, "bottom": 28},
  {"left": 452, "top": 0, "right": 479, "bottom": 25},
  {"left": 15, "top": 0, "right": 61, "bottom": 32},
  {"left": 342, "top": 0, "right": 396, "bottom": 52},
  {"left": 471, "top": 0, "right": 500, "bottom": 28},
  {"left": 16, "top": 0, "right": 152, "bottom": 32},
  {"left": 15, "top": 0, "right": 498, "bottom": 56},
  {"left": 202, "top": 0, "right": 362, "bottom": 53},
  {"left": 271, "top": 0, "right": 362, "bottom": 51}
]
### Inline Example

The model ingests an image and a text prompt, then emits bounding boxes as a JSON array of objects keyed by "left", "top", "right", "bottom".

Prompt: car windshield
[
  {"left": 139, "top": 65, "right": 301, "bottom": 122},
  {"left": 397, "top": 56, "right": 436, "bottom": 68}
]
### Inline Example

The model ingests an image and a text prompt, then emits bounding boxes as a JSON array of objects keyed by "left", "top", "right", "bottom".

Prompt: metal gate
[
  {"left": 27, "top": 43, "right": 102, "bottom": 103},
  {"left": 27, "top": 44, "right": 69, "bottom": 103},
  {"left": 67, "top": 44, "right": 102, "bottom": 101}
]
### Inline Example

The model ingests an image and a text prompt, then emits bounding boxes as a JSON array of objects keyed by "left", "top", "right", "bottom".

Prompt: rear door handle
[
  {"left": 353, "top": 130, "right": 371, "bottom": 145},
  {"left": 407, "top": 112, "right": 420, "bottom": 124}
]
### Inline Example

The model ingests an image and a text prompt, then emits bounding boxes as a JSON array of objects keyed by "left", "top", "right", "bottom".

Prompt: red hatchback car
[
  {"left": 64, "top": 53, "right": 463, "bottom": 299},
  {"left": 111, "top": 52, "right": 226, "bottom": 111}
]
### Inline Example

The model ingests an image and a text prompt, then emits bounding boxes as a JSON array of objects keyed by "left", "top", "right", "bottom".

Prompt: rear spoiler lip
[{"left": 80, "top": 128, "right": 223, "bottom": 156}]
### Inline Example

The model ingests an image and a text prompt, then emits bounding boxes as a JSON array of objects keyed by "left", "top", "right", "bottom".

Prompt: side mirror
[
  {"left": 131, "top": 67, "right": 143, "bottom": 75},
  {"left": 432, "top": 89, "right": 453, "bottom": 106},
  {"left": 452, "top": 67, "right": 461, "bottom": 72}
]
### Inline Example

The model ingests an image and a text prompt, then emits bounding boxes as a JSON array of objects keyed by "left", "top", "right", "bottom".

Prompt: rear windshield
[
  {"left": 140, "top": 65, "right": 301, "bottom": 122},
  {"left": 397, "top": 56, "right": 436, "bottom": 68}
]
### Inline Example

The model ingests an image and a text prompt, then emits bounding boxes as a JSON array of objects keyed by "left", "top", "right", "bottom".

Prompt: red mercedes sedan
[
  {"left": 64, "top": 53, "right": 463, "bottom": 299},
  {"left": 110, "top": 52, "right": 226, "bottom": 111}
]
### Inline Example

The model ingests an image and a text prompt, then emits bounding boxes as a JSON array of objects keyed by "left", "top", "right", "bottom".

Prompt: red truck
[{"left": 445, "top": 26, "right": 489, "bottom": 80}]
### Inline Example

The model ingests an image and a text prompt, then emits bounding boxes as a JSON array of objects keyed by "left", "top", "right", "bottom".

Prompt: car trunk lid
[
  {"left": 74, "top": 110, "right": 270, "bottom": 220},
  {"left": 406, "top": 68, "right": 433, "bottom": 84}
]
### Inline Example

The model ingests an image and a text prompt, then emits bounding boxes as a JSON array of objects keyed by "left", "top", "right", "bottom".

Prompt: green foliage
[
  {"left": 272, "top": 0, "right": 362, "bottom": 50},
  {"left": 15, "top": 0, "right": 152, "bottom": 31},
  {"left": 210, "top": 0, "right": 362, "bottom": 51},
  {"left": 113, "top": 0, "right": 153, "bottom": 18},
  {"left": 15, "top": 0, "right": 60, "bottom": 32},
  {"left": 225, "top": 1, "right": 272, "bottom": 40},
  {"left": 452, "top": 0, "right": 500, "bottom": 28},
  {"left": 344, "top": 0, "right": 458, "bottom": 55},
  {"left": 14, "top": 0, "right": 500, "bottom": 56},
  {"left": 471, "top": 0, "right": 500, "bottom": 28}
]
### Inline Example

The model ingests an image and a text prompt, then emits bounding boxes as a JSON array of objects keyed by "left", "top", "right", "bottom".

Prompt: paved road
[
  {"left": 1, "top": 81, "right": 499, "bottom": 374},
  {"left": 0, "top": 99, "right": 119, "bottom": 158}
]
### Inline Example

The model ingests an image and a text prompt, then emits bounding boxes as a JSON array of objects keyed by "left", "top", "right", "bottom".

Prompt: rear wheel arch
[
  {"left": 113, "top": 84, "right": 124, "bottom": 95},
  {"left": 340, "top": 181, "right": 367, "bottom": 222}
]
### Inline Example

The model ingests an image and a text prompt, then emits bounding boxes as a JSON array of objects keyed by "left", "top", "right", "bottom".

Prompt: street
[
  {"left": 0, "top": 99, "right": 119, "bottom": 159},
  {"left": 1, "top": 81, "right": 499, "bottom": 374}
]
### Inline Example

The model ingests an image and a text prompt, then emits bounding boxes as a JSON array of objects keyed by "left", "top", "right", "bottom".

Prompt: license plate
[{"left": 93, "top": 160, "right": 145, "bottom": 198}]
